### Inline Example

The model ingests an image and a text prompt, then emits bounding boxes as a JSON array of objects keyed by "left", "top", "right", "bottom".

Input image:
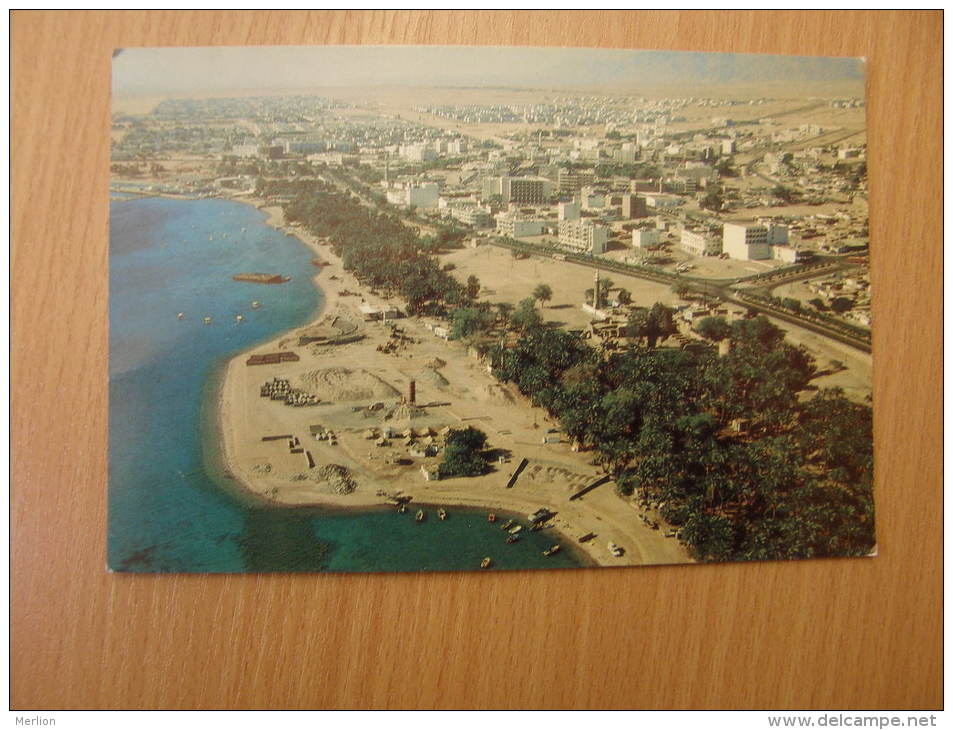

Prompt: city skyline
[{"left": 113, "top": 45, "right": 865, "bottom": 99}]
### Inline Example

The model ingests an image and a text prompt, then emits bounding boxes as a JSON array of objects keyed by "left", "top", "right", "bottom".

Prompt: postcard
[{"left": 109, "top": 45, "right": 872, "bottom": 573}]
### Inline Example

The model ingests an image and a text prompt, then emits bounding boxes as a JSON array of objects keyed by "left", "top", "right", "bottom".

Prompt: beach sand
[{"left": 214, "top": 199, "right": 692, "bottom": 568}]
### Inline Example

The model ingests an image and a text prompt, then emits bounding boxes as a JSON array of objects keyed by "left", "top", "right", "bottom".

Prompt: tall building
[
  {"left": 558, "top": 220, "right": 608, "bottom": 254},
  {"left": 621, "top": 194, "right": 648, "bottom": 219},
  {"left": 506, "top": 177, "right": 552, "bottom": 205},
  {"left": 632, "top": 228, "right": 660, "bottom": 248},
  {"left": 482, "top": 176, "right": 552, "bottom": 205},
  {"left": 558, "top": 201, "right": 581, "bottom": 221},
  {"left": 558, "top": 168, "right": 596, "bottom": 196},
  {"left": 722, "top": 221, "right": 788, "bottom": 261}
]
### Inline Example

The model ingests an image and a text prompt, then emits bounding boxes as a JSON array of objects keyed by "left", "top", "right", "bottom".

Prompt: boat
[
  {"left": 608, "top": 542, "right": 624, "bottom": 557},
  {"left": 203, "top": 316, "right": 213, "bottom": 325},
  {"left": 579, "top": 532, "right": 596, "bottom": 543},
  {"left": 528, "top": 508, "right": 554, "bottom": 524},
  {"left": 543, "top": 545, "right": 561, "bottom": 557},
  {"left": 505, "top": 535, "right": 519, "bottom": 545},
  {"left": 397, "top": 503, "right": 407, "bottom": 513},
  {"left": 508, "top": 524, "right": 523, "bottom": 535},
  {"left": 416, "top": 509, "right": 425, "bottom": 523},
  {"left": 480, "top": 557, "right": 492, "bottom": 569},
  {"left": 487, "top": 513, "right": 496, "bottom": 523},
  {"left": 437, "top": 508, "right": 447, "bottom": 521},
  {"left": 311, "top": 258, "right": 330, "bottom": 267},
  {"left": 176, "top": 312, "right": 185, "bottom": 320},
  {"left": 208, "top": 235, "right": 213, "bottom": 241},
  {"left": 235, "top": 314, "right": 244, "bottom": 323},
  {"left": 530, "top": 522, "right": 545, "bottom": 532},
  {"left": 232, "top": 273, "right": 291, "bottom": 285},
  {"left": 500, "top": 519, "right": 515, "bottom": 531},
  {"left": 251, "top": 300, "right": 261, "bottom": 309}
]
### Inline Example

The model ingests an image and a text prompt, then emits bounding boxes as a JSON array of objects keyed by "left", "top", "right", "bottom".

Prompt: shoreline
[{"left": 211, "top": 193, "right": 691, "bottom": 568}]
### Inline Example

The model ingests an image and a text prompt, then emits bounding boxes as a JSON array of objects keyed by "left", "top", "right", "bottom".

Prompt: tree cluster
[
  {"left": 441, "top": 427, "right": 490, "bottom": 477},
  {"left": 491, "top": 313, "right": 874, "bottom": 563},
  {"left": 280, "top": 181, "right": 466, "bottom": 315}
]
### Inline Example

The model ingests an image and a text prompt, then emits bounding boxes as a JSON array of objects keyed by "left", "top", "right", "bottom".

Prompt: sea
[{"left": 108, "top": 196, "right": 586, "bottom": 573}]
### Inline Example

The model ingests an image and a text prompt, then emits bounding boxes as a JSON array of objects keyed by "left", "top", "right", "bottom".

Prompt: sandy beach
[{"left": 213, "top": 197, "right": 691, "bottom": 568}]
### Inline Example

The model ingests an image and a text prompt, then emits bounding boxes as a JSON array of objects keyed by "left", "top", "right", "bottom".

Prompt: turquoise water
[{"left": 108, "top": 196, "right": 585, "bottom": 573}]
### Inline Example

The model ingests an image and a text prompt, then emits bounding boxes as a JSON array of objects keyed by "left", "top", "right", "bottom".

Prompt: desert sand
[{"left": 215, "top": 202, "right": 691, "bottom": 568}]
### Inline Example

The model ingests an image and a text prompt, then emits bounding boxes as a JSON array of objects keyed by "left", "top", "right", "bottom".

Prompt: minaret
[{"left": 593, "top": 271, "right": 601, "bottom": 309}]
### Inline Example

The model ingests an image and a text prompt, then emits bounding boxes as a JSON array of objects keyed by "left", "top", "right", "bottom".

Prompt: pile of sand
[
  {"left": 297, "top": 367, "right": 399, "bottom": 402},
  {"left": 316, "top": 464, "right": 357, "bottom": 494},
  {"left": 414, "top": 367, "right": 448, "bottom": 389}
]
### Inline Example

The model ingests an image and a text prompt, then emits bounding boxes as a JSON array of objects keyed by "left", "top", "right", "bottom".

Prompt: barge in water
[{"left": 232, "top": 273, "right": 291, "bottom": 284}]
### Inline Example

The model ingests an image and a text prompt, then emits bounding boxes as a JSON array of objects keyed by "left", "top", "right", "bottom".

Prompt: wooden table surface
[{"left": 11, "top": 11, "right": 942, "bottom": 710}]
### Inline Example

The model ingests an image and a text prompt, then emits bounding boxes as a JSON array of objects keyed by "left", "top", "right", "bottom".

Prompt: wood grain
[{"left": 11, "top": 10, "right": 942, "bottom": 710}]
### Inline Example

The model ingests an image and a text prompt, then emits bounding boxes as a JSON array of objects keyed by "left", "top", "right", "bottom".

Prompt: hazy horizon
[{"left": 113, "top": 45, "right": 865, "bottom": 100}]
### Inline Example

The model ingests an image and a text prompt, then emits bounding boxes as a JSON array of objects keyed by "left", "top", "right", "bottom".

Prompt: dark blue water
[{"left": 108, "top": 196, "right": 585, "bottom": 573}]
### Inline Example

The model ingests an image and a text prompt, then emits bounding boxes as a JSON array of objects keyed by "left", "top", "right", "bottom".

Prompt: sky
[{"left": 112, "top": 45, "right": 865, "bottom": 98}]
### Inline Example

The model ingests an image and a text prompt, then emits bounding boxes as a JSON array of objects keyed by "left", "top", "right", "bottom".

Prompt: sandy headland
[{"left": 214, "top": 199, "right": 691, "bottom": 568}]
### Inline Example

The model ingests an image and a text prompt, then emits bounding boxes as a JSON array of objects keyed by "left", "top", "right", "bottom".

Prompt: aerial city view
[{"left": 109, "top": 46, "right": 873, "bottom": 573}]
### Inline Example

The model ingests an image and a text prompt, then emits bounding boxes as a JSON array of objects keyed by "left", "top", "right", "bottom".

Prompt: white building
[
  {"left": 400, "top": 144, "right": 436, "bottom": 162},
  {"left": 558, "top": 201, "right": 581, "bottom": 221},
  {"left": 644, "top": 194, "right": 682, "bottom": 209},
  {"left": 407, "top": 183, "right": 439, "bottom": 209},
  {"left": 496, "top": 210, "right": 545, "bottom": 238},
  {"left": 231, "top": 143, "right": 261, "bottom": 158},
  {"left": 632, "top": 229, "right": 660, "bottom": 248},
  {"left": 680, "top": 229, "right": 722, "bottom": 256},
  {"left": 387, "top": 182, "right": 439, "bottom": 209},
  {"left": 451, "top": 205, "right": 493, "bottom": 228},
  {"left": 580, "top": 186, "right": 605, "bottom": 209},
  {"left": 722, "top": 221, "right": 788, "bottom": 261},
  {"left": 558, "top": 220, "right": 608, "bottom": 254},
  {"left": 773, "top": 245, "right": 801, "bottom": 263}
]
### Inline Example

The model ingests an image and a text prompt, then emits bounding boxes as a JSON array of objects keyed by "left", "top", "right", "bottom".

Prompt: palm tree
[{"left": 532, "top": 283, "right": 553, "bottom": 308}]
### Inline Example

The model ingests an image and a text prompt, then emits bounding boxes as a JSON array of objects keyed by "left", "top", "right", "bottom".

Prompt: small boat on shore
[
  {"left": 416, "top": 509, "right": 425, "bottom": 523},
  {"left": 438, "top": 508, "right": 447, "bottom": 521},
  {"left": 530, "top": 522, "right": 545, "bottom": 532},
  {"left": 480, "top": 557, "right": 492, "bottom": 569},
  {"left": 487, "top": 513, "right": 496, "bottom": 523},
  {"left": 508, "top": 524, "right": 523, "bottom": 535},
  {"left": 397, "top": 503, "right": 407, "bottom": 513},
  {"left": 608, "top": 542, "right": 624, "bottom": 557},
  {"left": 500, "top": 519, "right": 515, "bottom": 531},
  {"left": 579, "top": 532, "right": 596, "bottom": 543},
  {"left": 543, "top": 545, "right": 561, "bottom": 557}
]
